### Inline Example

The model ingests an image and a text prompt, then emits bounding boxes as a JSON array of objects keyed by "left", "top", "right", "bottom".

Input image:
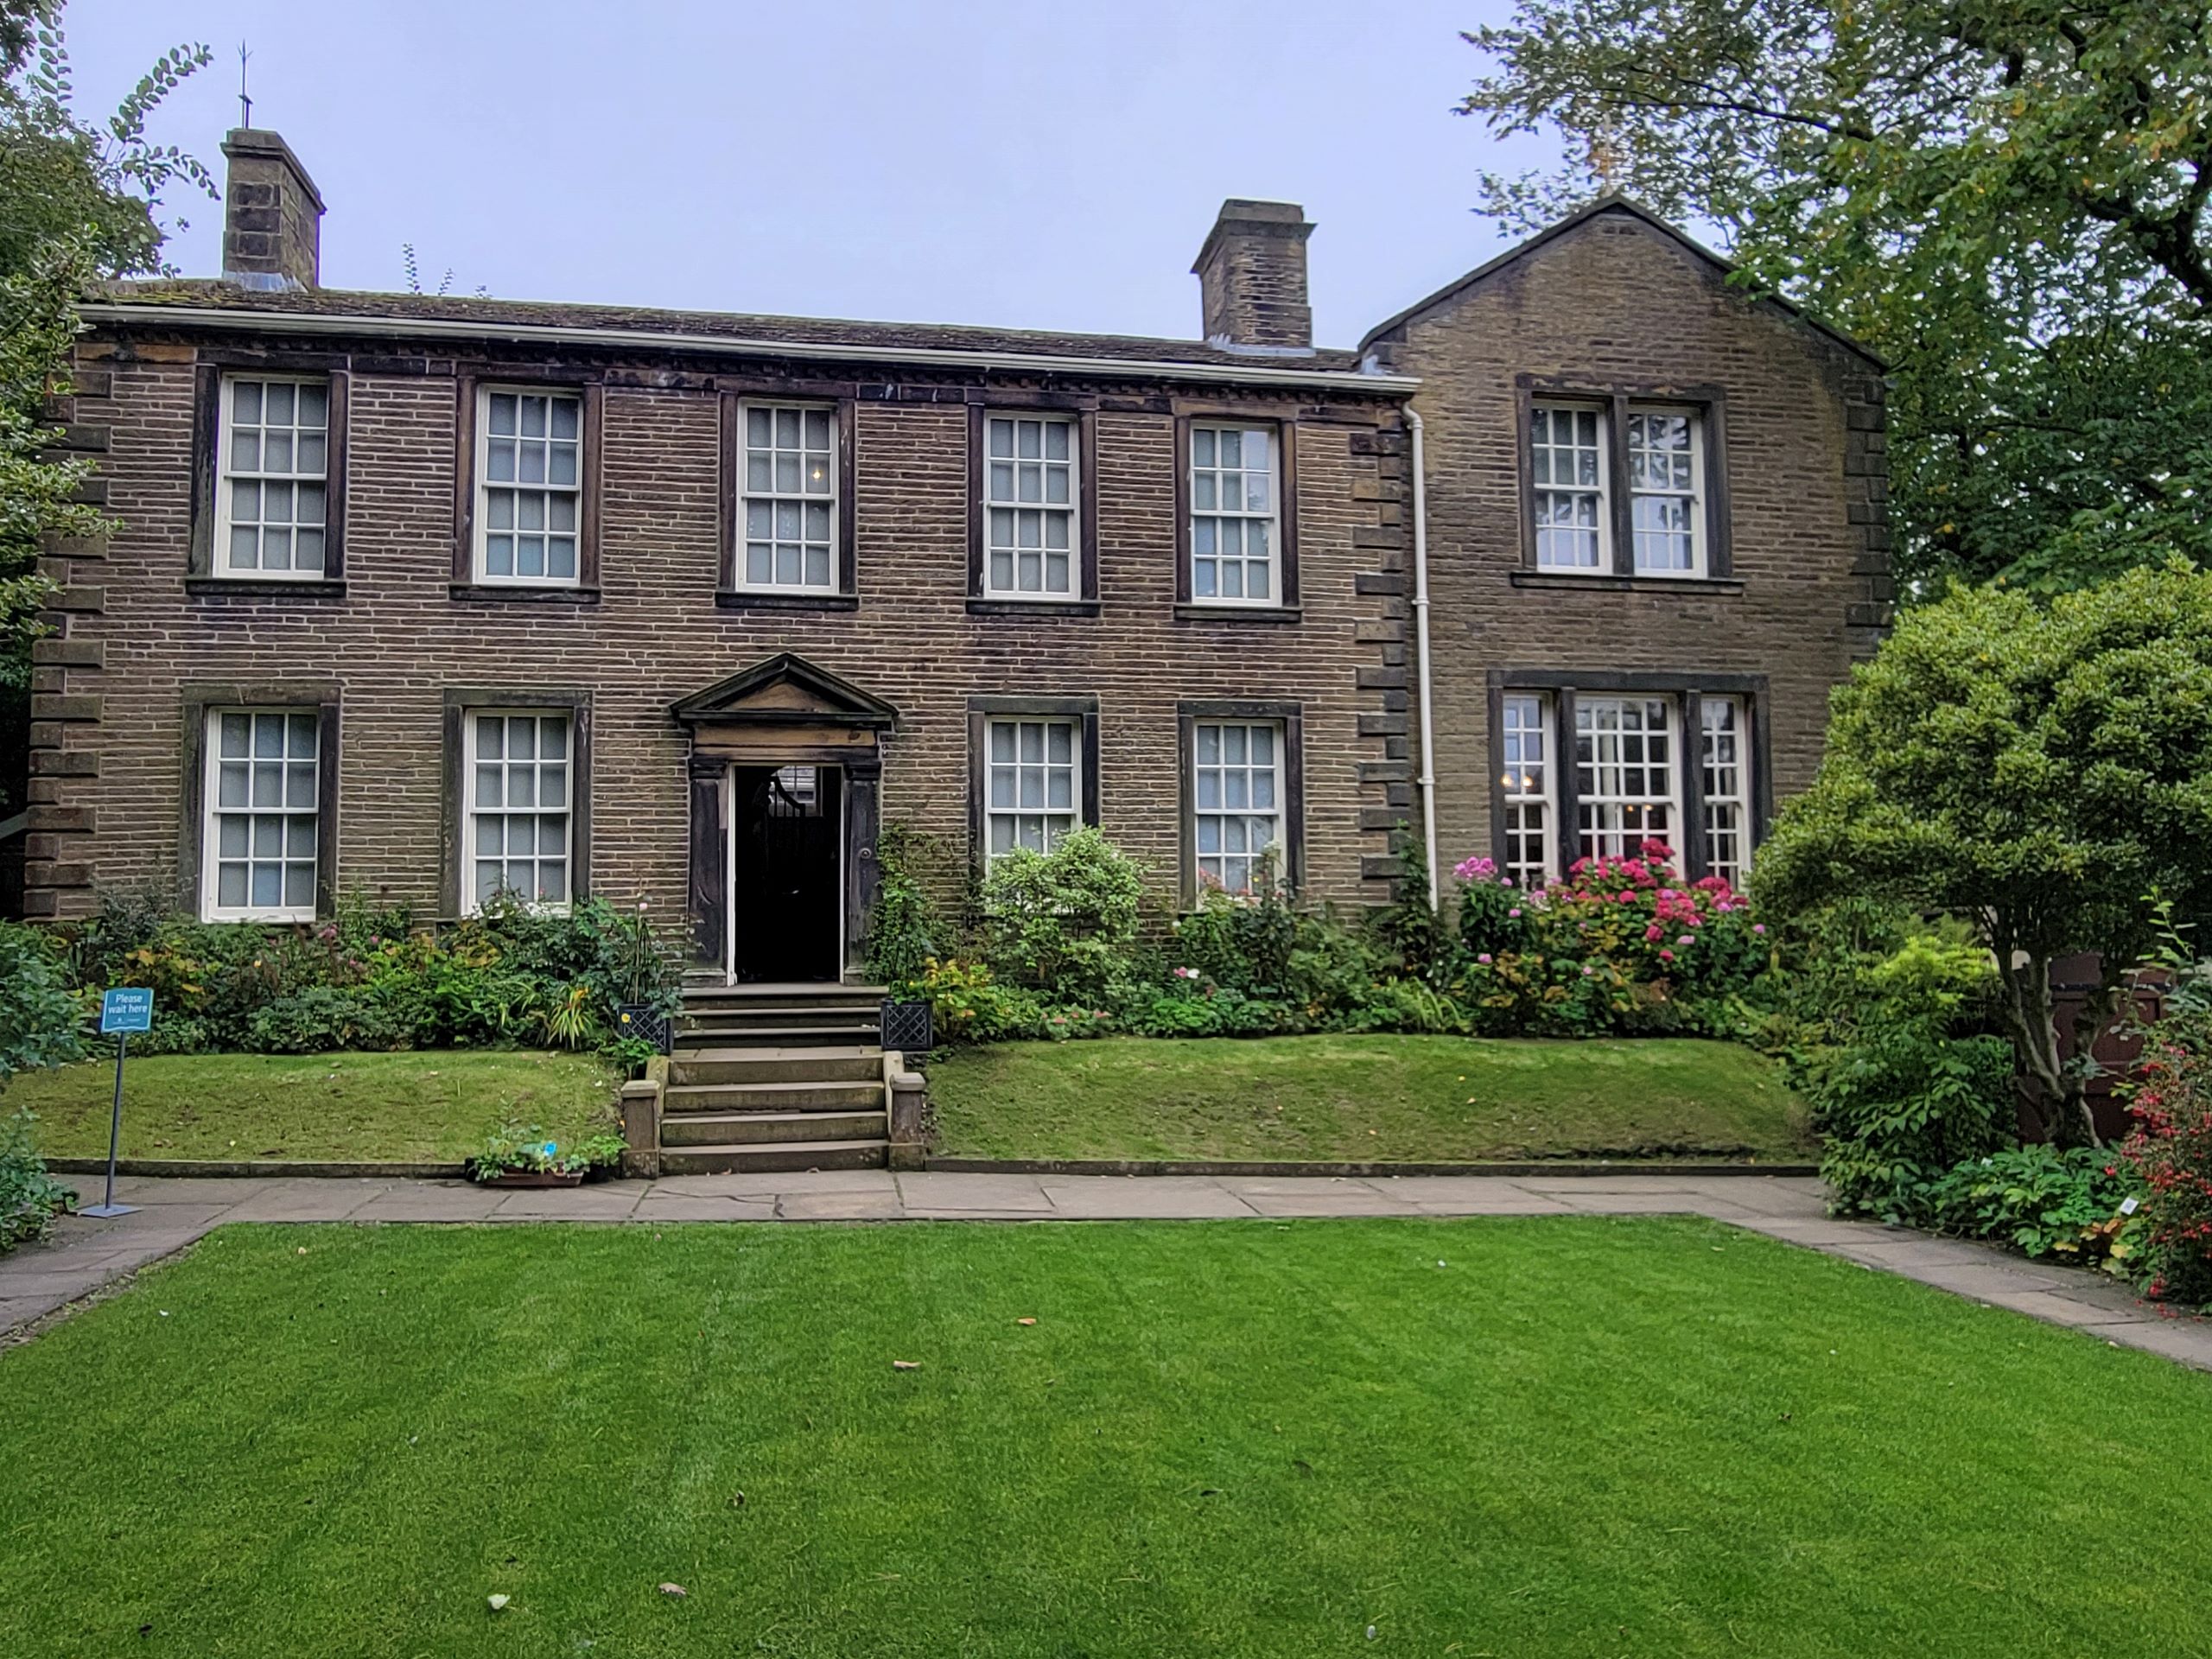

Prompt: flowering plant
[
  {"left": 2120, "top": 1033, "right": 2212, "bottom": 1303},
  {"left": 1450, "top": 840, "right": 1766, "bottom": 1030}
]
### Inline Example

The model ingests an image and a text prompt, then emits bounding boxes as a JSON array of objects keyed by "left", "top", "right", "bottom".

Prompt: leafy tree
[
  {"left": 1754, "top": 563, "right": 2212, "bottom": 1146},
  {"left": 0, "top": 3, "right": 208, "bottom": 860},
  {"left": 1459, "top": 0, "right": 2212, "bottom": 591}
]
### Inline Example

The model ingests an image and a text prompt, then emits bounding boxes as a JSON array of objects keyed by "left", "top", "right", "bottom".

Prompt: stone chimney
[
  {"left": 220, "top": 128, "right": 324, "bottom": 289},
  {"left": 1192, "top": 199, "right": 1314, "bottom": 351}
]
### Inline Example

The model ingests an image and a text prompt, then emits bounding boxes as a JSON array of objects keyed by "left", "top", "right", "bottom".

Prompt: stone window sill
[
  {"left": 449, "top": 583, "right": 601, "bottom": 605},
  {"left": 1173, "top": 602, "right": 1303, "bottom": 625},
  {"left": 717, "top": 590, "right": 861, "bottom": 613},
  {"left": 184, "top": 577, "right": 347, "bottom": 600},
  {"left": 1510, "top": 571, "right": 1744, "bottom": 596},
  {"left": 965, "top": 598, "right": 1100, "bottom": 619}
]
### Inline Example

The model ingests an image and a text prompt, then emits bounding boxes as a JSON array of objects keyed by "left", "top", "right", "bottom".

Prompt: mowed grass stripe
[{"left": 1, "top": 1218, "right": 2202, "bottom": 1656}]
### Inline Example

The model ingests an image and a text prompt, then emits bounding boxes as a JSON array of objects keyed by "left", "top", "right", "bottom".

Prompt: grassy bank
[
  {"left": 4, "top": 1050, "right": 618, "bottom": 1163},
  {"left": 929, "top": 1033, "right": 1811, "bottom": 1162}
]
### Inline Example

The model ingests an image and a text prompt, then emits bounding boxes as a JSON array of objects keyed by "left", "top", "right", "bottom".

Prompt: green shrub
[
  {"left": 866, "top": 824, "right": 944, "bottom": 988},
  {"left": 1802, "top": 934, "right": 2014, "bottom": 1221},
  {"left": 1914, "top": 1146, "right": 2139, "bottom": 1265},
  {"left": 53, "top": 888, "right": 681, "bottom": 1061},
  {"left": 1171, "top": 887, "right": 1299, "bottom": 997},
  {"left": 246, "top": 987, "right": 409, "bottom": 1054},
  {"left": 1, "top": 1108, "right": 73, "bottom": 1254},
  {"left": 0, "top": 920, "right": 84, "bottom": 1081},
  {"left": 979, "top": 827, "right": 1144, "bottom": 1009},
  {"left": 907, "top": 957, "right": 1045, "bottom": 1046}
]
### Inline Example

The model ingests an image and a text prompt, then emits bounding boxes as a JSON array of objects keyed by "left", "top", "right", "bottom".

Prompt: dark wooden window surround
[
  {"left": 965, "top": 393, "right": 1101, "bottom": 618},
  {"left": 1172, "top": 404, "right": 1300, "bottom": 624},
  {"left": 438, "top": 687, "right": 595, "bottom": 919},
  {"left": 1510, "top": 375, "right": 1740, "bottom": 594},
  {"left": 450, "top": 371, "right": 605, "bottom": 603},
  {"left": 187, "top": 353, "right": 351, "bottom": 598},
  {"left": 1484, "top": 668, "right": 1771, "bottom": 884},
  {"left": 1174, "top": 698, "right": 1306, "bottom": 910},
  {"left": 963, "top": 695, "right": 1103, "bottom": 868},
  {"left": 716, "top": 390, "right": 861, "bottom": 612},
  {"left": 176, "top": 682, "right": 343, "bottom": 920}
]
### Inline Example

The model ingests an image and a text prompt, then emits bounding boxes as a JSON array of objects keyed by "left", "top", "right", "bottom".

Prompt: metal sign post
[{"left": 81, "top": 988, "right": 154, "bottom": 1218}]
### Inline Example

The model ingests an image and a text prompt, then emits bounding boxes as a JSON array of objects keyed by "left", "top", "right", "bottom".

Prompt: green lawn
[
  {"left": 5, "top": 1050, "right": 619, "bottom": 1163},
  {"left": 2, "top": 1218, "right": 2205, "bottom": 1655},
  {"left": 931, "top": 1034, "right": 1812, "bottom": 1162}
]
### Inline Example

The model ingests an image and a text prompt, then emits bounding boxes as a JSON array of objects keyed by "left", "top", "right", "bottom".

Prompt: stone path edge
[
  {"left": 926, "top": 1157, "right": 1821, "bottom": 1178},
  {"left": 43, "top": 1156, "right": 1820, "bottom": 1181},
  {"left": 46, "top": 1157, "right": 462, "bottom": 1179}
]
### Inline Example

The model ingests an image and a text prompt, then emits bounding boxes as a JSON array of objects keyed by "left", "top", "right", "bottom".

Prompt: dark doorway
[{"left": 731, "top": 764, "right": 843, "bottom": 982}]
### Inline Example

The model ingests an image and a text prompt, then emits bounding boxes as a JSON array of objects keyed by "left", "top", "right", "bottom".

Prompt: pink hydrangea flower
[
  {"left": 1752, "top": 924, "right": 1767, "bottom": 936},
  {"left": 1507, "top": 907, "right": 1522, "bottom": 918},
  {"left": 1477, "top": 952, "right": 1493, "bottom": 965}
]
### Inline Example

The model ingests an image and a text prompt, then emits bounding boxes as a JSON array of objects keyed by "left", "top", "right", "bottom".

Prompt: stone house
[{"left": 19, "top": 128, "right": 1887, "bottom": 983}]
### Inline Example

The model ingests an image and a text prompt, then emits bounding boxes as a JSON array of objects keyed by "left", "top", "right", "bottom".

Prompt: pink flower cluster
[{"left": 1452, "top": 854, "right": 1514, "bottom": 887}]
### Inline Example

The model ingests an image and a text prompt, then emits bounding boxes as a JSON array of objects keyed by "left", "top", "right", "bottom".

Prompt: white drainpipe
[{"left": 1407, "top": 408, "right": 1440, "bottom": 909}]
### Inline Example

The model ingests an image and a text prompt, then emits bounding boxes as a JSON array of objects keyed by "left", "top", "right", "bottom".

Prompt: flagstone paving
[{"left": 4, "top": 1169, "right": 2205, "bottom": 1370}]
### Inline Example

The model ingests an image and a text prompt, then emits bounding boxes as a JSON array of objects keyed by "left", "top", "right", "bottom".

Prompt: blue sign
[{"left": 100, "top": 988, "right": 155, "bottom": 1034}]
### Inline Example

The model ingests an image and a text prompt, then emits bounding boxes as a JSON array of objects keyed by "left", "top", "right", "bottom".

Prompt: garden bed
[
  {"left": 3, "top": 1218, "right": 2209, "bottom": 1654},
  {"left": 4, "top": 1050, "right": 619, "bottom": 1165},
  {"left": 928, "top": 1034, "right": 1812, "bottom": 1163}
]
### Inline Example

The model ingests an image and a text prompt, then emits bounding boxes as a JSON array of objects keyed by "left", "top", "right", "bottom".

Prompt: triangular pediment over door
[{"left": 671, "top": 652, "right": 899, "bottom": 733}]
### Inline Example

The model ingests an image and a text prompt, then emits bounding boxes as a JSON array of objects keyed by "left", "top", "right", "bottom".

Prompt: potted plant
[
  {"left": 614, "top": 900, "right": 677, "bottom": 1058},
  {"left": 467, "top": 1120, "right": 627, "bottom": 1187}
]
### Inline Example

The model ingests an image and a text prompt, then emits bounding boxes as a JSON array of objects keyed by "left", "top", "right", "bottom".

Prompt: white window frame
[
  {"left": 983, "top": 715, "right": 1082, "bottom": 860},
  {"left": 463, "top": 709, "right": 576, "bottom": 914},
  {"left": 1530, "top": 403, "right": 1609, "bottom": 570},
  {"left": 200, "top": 708, "right": 320, "bottom": 923},
  {"left": 1627, "top": 407, "right": 1707, "bottom": 577},
  {"left": 1699, "top": 696, "right": 1752, "bottom": 888},
  {"left": 474, "top": 385, "right": 584, "bottom": 588},
  {"left": 1192, "top": 719, "right": 1286, "bottom": 895},
  {"left": 736, "top": 401, "right": 839, "bottom": 594},
  {"left": 213, "top": 373, "right": 331, "bottom": 581},
  {"left": 982, "top": 414, "right": 1079, "bottom": 599},
  {"left": 1573, "top": 696, "right": 1682, "bottom": 865},
  {"left": 1499, "top": 692, "right": 1558, "bottom": 888},
  {"left": 1188, "top": 423, "right": 1281, "bottom": 607}
]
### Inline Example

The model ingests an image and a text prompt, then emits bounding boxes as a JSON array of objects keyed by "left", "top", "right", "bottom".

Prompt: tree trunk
[{"left": 1990, "top": 936, "right": 2100, "bottom": 1148}]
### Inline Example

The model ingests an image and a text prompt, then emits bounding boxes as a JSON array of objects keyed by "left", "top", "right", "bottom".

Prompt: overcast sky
[{"left": 64, "top": 1, "right": 1555, "bottom": 347}]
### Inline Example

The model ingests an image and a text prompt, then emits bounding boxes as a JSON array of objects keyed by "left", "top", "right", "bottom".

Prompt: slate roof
[{"left": 94, "top": 278, "right": 1375, "bottom": 375}]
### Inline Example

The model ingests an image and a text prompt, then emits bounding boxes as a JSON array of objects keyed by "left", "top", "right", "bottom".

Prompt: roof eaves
[{"left": 79, "top": 299, "right": 1420, "bottom": 394}]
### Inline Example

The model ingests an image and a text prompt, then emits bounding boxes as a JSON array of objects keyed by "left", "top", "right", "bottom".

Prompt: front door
[{"left": 729, "top": 763, "right": 843, "bottom": 982}]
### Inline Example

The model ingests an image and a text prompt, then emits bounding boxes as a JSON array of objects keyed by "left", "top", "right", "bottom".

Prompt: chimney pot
[
  {"left": 220, "top": 129, "right": 323, "bottom": 289},
  {"left": 1192, "top": 199, "right": 1314, "bottom": 352}
]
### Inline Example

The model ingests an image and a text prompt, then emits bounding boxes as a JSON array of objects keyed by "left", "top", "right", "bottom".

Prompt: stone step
[
  {"left": 681, "top": 982, "right": 887, "bottom": 1014},
  {"left": 667, "top": 1048, "right": 884, "bottom": 1086},
  {"left": 664, "top": 1078, "right": 887, "bottom": 1113},
  {"left": 659, "top": 1108, "right": 886, "bottom": 1147},
  {"left": 677, "top": 1004, "right": 883, "bottom": 1031},
  {"left": 658, "top": 1138, "right": 890, "bottom": 1174},
  {"left": 676, "top": 1020, "right": 883, "bottom": 1048}
]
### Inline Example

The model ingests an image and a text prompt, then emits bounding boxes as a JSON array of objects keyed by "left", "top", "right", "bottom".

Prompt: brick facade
[
  {"left": 1360, "top": 200, "right": 1888, "bottom": 884},
  {"left": 26, "top": 331, "right": 1413, "bottom": 967},
  {"left": 22, "top": 164, "right": 1885, "bottom": 968}
]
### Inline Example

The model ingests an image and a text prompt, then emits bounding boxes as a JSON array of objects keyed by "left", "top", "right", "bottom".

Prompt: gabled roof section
[
  {"left": 671, "top": 652, "right": 899, "bottom": 730},
  {"left": 1359, "top": 195, "right": 1884, "bottom": 370}
]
